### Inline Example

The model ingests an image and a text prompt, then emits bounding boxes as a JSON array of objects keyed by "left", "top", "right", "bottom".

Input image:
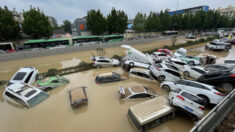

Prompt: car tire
[
  {"left": 158, "top": 75, "right": 165, "bottom": 82},
  {"left": 198, "top": 95, "right": 210, "bottom": 107},
  {"left": 183, "top": 71, "right": 190, "bottom": 77},
  {"left": 222, "top": 83, "right": 233, "bottom": 92},
  {"left": 162, "top": 85, "right": 170, "bottom": 92},
  {"left": 188, "top": 61, "right": 194, "bottom": 66},
  {"left": 96, "top": 65, "right": 101, "bottom": 68},
  {"left": 129, "top": 62, "right": 134, "bottom": 67}
]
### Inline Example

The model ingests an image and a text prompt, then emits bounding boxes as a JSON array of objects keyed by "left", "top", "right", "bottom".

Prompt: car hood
[{"left": 112, "top": 59, "right": 120, "bottom": 64}]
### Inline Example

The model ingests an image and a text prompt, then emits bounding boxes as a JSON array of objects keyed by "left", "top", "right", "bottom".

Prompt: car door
[{"left": 175, "top": 80, "right": 189, "bottom": 91}]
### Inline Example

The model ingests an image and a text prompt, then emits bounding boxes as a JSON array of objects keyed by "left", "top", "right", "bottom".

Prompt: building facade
[
  {"left": 217, "top": 5, "right": 235, "bottom": 19},
  {"left": 71, "top": 17, "right": 87, "bottom": 36},
  {"left": 12, "top": 10, "right": 24, "bottom": 23},
  {"left": 48, "top": 16, "right": 58, "bottom": 27}
]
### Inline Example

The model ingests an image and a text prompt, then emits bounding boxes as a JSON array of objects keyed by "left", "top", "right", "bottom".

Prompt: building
[
  {"left": 158, "top": 5, "right": 209, "bottom": 16},
  {"left": 12, "top": 10, "right": 24, "bottom": 23},
  {"left": 71, "top": 17, "right": 88, "bottom": 36},
  {"left": 217, "top": 5, "right": 235, "bottom": 19},
  {"left": 48, "top": 16, "right": 58, "bottom": 27}
]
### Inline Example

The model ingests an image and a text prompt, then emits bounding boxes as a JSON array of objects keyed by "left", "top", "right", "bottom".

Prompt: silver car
[{"left": 91, "top": 56, "right": 120, "bottom": 68}]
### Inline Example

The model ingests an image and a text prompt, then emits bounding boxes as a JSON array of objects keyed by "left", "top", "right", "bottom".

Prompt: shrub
[
  {"left": 111, "top": 55, "right": 121, "bottom": 60},
  {"left": 77, "top": 61, "right": 94, "bottom": 69},
  {"left": 46, "top": 68, "right": 58, "bottom": 76}
]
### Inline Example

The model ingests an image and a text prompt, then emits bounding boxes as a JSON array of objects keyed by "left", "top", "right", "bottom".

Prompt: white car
[
  {"left": 224, "top": 59, "right": 235, "bottom": 66},
  {"left": 150, "top": 63, "right": 181, "bottom": 82},
  {"left": 91, "top": 56, "right": 120, "bottom": 68},
  {"left": 129, "top": 68, "right": 157, "bottom": 81},
  {"left": 173, "top": 48, "right": 187, "bottom": 57},
  {"left": 151, "top": 52, "right": 171, "bottom": 61},
  {"left": 182, "top": 66, "right": 208, "bottom": 79},
  {"left": 165, "top": 58, "right": 190, "bottom": 72},
  {"left": 7, "top": 67, "right": 39, "bottom": 86},
  {"left": 119, "top": 85, "right": 156, "bottom": 100},
  {"left": 122, "top": 59, "right": 150, "bottom": 69},
  {"left": 160, "top": 79, "right": 225, "bottom": 106},
  {"left": 169, "top": 89, "right": 205, "bottom": 120},
  {"left": 3, "top": 83, "right": 49, "bottom": 108},
  {"left": 205, "top": 41, "right": 231, "bottom": 50}
]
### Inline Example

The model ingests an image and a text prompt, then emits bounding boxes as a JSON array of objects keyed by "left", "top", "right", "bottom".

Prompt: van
[{"left": 128, "top": 96, "right": 175, "bottom": 132}]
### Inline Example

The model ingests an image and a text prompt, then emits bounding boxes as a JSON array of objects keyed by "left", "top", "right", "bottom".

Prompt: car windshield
[
  {"left": 225, "top": 60, "right": 235, "bottom": 64},
  {"left": 13, "top": 72, "right": 27, "bottom": 80},
  {"left": 113, "top": 72, "right": 120, "bottom": 78},
  {"left": 27, "top": 92, "right": 49, "bottom": 107},
  {"left": 176, "top": 50, "right": 186, "bottom": 56}
]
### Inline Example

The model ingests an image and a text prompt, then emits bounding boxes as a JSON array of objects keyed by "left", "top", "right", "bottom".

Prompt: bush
[
  {"left": 46, "top": 68, "right": 58, "bottom": 76},
  {"left": 77, "top": 61, "right": 94, "bottom": 69},
  {"left": 111, "top": 55, "right": 121, "bottom": 60},
  {"left": 198, "top": 38, "right": 206, "bottom": 43}
]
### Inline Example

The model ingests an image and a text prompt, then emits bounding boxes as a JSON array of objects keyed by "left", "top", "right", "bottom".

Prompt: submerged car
[
  {"left": 95, "top": 72, "right": 125, "bottom": 84},
  {"left": 156, "top": 49, "right": 173, "bottom": 56},
  {"left": 7, "top": 66, "right": 39, "bottom": 86},
  {"left": 119, "top": 85, "right": 156, "bottom": 100},
  {"left": 175, "top": 55, "right": 201, "bottom": 66},
  {"left": 151, "top": 52, "right": 171, "bottom": 61},
  {"left": 129, "top": 68, "right": 157, "bottom": 81},
  {"left": 3, "top": 83, "right": 49, "bottom": 108},
  {"left": 197, "top": 54, "right": 216, "bottom": 65},
  {"left": 205, "top": 41, "right": 231, "bottom": 51},
  {"left": 37, "top": 76, "right": 69, "bottom": 91},
  {"left": 69, "top": 86, "right": 88, "bottom": 109},
  {"left": 91, "top": 56, "right": 120, "bottom": 68},
  {"left": 169, "top": 89, "right": 205, "bottom": 120},
  {"left": 182, "top": 66, "right": 208, "bottom": 79}
]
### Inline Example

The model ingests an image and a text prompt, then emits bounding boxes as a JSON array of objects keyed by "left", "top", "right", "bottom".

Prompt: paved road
[{"left": 0, "top": 36, "right": 179, "bottom": 62}]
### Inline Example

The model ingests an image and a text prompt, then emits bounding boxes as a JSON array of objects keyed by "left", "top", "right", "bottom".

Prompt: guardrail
[{"left": 190, "top": 89, "right": 235, "bottom": 132}]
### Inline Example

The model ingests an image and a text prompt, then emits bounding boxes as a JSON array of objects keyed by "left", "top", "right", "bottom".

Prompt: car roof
[
  {"left": 98, "top": 72, "right": 114, "bottom": 77},
  {"left": 97, "top": 56, "right": 109, "bottom": 60},
  {"left": 129, "top": 86, "right": 146, "bottom": 93},
  {"left": 17, "top": 67, "right": 34, "bottom": 73}
]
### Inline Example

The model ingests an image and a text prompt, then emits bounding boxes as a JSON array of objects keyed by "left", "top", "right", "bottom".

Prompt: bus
[
  {"left": 72, "top": 36, "right": 102, "bottom": 46},
  {"left": 24, "top": 38, "right": 71, "bottom": 50},
  {"left": 103, "top": 35, "right": 124, "bottom": 43},
  {"left": 128, "top": 96, "right": 175, "bottom": 131},
  {"left": 162, "top": 31, "right": 179, "bottom": 36},
  {"left": 0, "top": 42, "right": 16, "bottom": 53}
]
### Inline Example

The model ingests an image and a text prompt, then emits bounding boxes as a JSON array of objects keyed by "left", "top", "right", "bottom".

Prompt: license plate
[{"left": 184, "top": 106, "right": 194, "bottom": 112}]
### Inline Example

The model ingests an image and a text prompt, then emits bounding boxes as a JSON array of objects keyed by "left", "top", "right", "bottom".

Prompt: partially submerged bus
[
  {"left": 162, "top": 31, "right": 178, "bottom": 36},
  {"left": 103, "top": 35, "right": 124, "bottom": 43},
  {"left": 72, "top": 36, "right": 102, "bottom": 46},
  {"left": 128, "top": 96, "right": 175, "bottom": 132},
  {"left": 0, "top": 42, "right": 15, "bottom": 53},
  {"left": 23, "top": 38, "right": 71, "bottom": 50}
]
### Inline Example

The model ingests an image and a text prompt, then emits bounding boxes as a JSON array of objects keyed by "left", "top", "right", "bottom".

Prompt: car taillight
[
  {"left": 230, "top": 74, "right": 235, "bottom": 77},
  {"left": 214, "top": 92, "right": 225, "bottom": 96},
  {"left": 199, "top": 106, "right": 205, "bottom": 110},
  {"left": 177, "top": 95, "right": 185, "bottom": 101}
]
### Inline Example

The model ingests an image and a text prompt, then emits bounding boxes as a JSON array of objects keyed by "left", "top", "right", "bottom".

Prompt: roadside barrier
[{"left": 190, "top": 89, "right": 235, "bottom": 132}]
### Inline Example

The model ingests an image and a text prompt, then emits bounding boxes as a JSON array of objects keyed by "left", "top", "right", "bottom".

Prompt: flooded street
[{"left": 0, "top": 41, "right": 234, "bottom": 132}]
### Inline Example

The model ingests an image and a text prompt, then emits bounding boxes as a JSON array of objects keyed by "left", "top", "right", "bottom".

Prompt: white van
[{"left": 128, "top": 96, "right": 175, "bottom": 131}]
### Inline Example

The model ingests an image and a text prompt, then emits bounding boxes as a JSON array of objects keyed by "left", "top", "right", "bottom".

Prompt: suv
[
  {"left": 205, "top": 41, "right": 231, "bottom": 51},
  {"left": 3, "top": 83, "right": 49, "bottom": 108},
  {"left": 169, "top": 89, "right": 205, "bottom": 120},
  {"left": 91, "top": 56, "right": 120, "bottom": 68},
  {"left": 151, "top": 52, "right": 171, "bottom": 61},
  {"left": 197, "top": 69, "right": 235, "bottom": 92},
  {"left": 95, "top": 72, "right": 125, "bottom": 84},
  {"left": 7, "top": 67, "right": 39, "bottom": 86},
  {"left": 129, "top": 68, "right": 157, "bottom": 81},
  {"left": 150, "top": 63, "right": 181, "bottom": 82}
]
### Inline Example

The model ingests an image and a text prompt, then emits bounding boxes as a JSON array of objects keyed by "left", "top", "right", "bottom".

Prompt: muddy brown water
[{"left": 0, "top": 40, "right": 234, "bottom": 132}]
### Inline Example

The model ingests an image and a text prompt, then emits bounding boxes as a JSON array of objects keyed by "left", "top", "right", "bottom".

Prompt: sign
[{"left": 80, "top": 24, "right": 85, "bottom": 30}]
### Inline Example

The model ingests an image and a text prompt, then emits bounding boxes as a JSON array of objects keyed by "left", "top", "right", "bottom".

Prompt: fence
[{"left": 190, "top": 89, "right": 235, "bottom": 132}]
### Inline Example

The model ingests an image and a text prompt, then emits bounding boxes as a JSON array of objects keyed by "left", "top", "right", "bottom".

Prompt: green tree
[
  {"left": 87, "top": 9, "right": 107, "bottom": 35},
  {"left": 22, "top": 7, "right": 52, "bottom": 38},
  {"left": 107, "top": 8, "right": 128, "bottom": 34},
  {"left": 144, "top": 12, "right": 160, "bottom": 32},
  {"left": 62, "top": 20, "right": 72, "bottom": 33},
  {"left": 133, "top": 12, "right": 146, "bottom": 32},
  {"left": 0, "top": 6, "right": 20, "bottom": 41}
]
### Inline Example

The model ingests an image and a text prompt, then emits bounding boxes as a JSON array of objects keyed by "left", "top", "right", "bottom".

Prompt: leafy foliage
[
  {"left": 62, "top": 20, "right": 72, "bottom": 33},
  {"left": 87, "top": 9, "right": 107, "bottom": 35},
  {"left": 133, "top": 12, "right": 146, "bottom": 32},
  {"left": 22, "top": 7, "right": 52, "bottom": 38},
  {"left": 0, "top": 6, "right": 20, "bottom": 41}
]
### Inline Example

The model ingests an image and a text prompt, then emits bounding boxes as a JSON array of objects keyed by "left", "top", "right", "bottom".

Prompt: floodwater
[{"left": 0, "top": 40, "right": 234, "bottom": 132}]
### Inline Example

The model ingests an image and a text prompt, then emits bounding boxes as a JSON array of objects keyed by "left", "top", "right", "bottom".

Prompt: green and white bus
[
  {"left": 103, "top": 35, "right": 124, "bottom": 43},
  {"left": 72, "top": 36, "right": 102, "bottom": 46},
  {"left": 23, "top": 38, "right": 71, "bottom": 50}
]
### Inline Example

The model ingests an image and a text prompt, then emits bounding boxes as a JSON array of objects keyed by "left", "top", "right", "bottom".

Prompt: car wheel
[
  {"left": 183, "top": 71, "right": 190, "bottom": 77},
  {"left": 162, "top": 85, "right": 170, "bottom": 92},
  {"left": 158, "top": 75, "right": 165, "bottom": 82},
  {"left": 129, "top": 62, "right": 134, "bottom": 67},
  {"left": 96, "top": 65, "right": 101, "bottom": 68},
  {"left": 198, "top": 95, "right": 210, "bottom": 107},
  {"left": 188, "top": 61, "right": 194, "bottom": 66},
  {"left": 222, "top": 83, "right": 233, "bottom": 92}
]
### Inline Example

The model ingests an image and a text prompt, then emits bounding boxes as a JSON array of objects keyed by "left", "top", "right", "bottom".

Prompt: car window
[
  {"left": 97, "top": 60, "right": 110, "bottom": 63},
  {"left": 154, "top": 64, "right": 163, "bottom": 68},
  {"left": 130, "top": 71, "right": 138, "bottom": 75},
  {"left": 159, "top": 54, "right": 167, "bottom": 56},
  {"left": 142, "top": 74, "right": 152, "bottom": 80},
  {"left": 177, "top": 80, "right": 189, "bottom": 85},
  {"left": 13, "top": 72, "right": 27, "bottom": 81},
  {"left": 165, "top": 69, "right": 181, "bottom": 77},
  {"left": 225, "top": 60, "right": 235, "bottom": 64},
  {"left": 52, "top": 80, "right": 59, "bottom": 83},
  {"left": 24, "top": 71, "right": 34, "bottom": 84},
  {"left": 5, "top": 91, "right": 27, "bottom": 106},
  {"left": 165, "top": 64, "right": 178, "bottom": 71},
  {"left": 174, "top": 61, "right": 186, "bottom": 66},
  {"left": 181, "top": 92, "right": 205, "bottom": 106},
  {"left": 25, "top": 90, "right": 37, "bottom": 98},
  {"left": 130, "top": 94, "right": 150, "bottom": 98},
  {"left": 192, "top": 68, "right": 206, "bottom": 74}
]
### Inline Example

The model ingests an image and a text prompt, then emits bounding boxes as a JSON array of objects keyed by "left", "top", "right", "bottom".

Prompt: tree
[
  {"left": 62, "top": 20, "right": 71, "bottom": 33},
  {"left": 0, "top": 6, "right": 20, "bottom": 41},
  {"left": 144, "top": 12, "right": 160, "bottom": 32},
  {"left": 133, "top": 12, "right": 146, "bottom": 32},
  {"left": 87, "top": 9, "right": 107, "bottom": 35},
  {"left": 171, "top": 35, "right": 177, "bottom": 49},
  {"left": 107, "top": 8, "right": 128, "bottom": 34},
  {"left": 22, "top": 7, "right": 52, "bottom": 38}
]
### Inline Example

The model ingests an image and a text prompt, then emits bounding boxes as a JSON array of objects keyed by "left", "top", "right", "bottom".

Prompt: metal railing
[{"left": 190, "top": 89, "right": 235, "bottom": 132}]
